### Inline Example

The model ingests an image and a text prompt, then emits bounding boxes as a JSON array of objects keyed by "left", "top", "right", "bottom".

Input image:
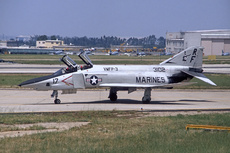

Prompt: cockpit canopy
[
  {"left": 61, "top": 55, "right": 78, "bottom": 72},
  {"left": 60, "top": 51, "right": 93, "bottom": 73},
  {"left": 78, "top": 51, "right": 93, "bottom": 68}
]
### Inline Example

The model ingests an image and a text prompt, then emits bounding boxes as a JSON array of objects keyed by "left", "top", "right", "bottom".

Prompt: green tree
[
  {"left": 37, "top": 35, "right": 48, "bottom": 41},
  {"left": 157, "top": 37, "right": 165, "bottom": 48},
  {"left": 50, "top": 35, "right": 57, "bottom": 40}
]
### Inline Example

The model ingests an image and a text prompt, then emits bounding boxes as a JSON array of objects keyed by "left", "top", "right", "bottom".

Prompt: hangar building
[{"left": 166, "top": 29, "right": 230, "bottom": 55}]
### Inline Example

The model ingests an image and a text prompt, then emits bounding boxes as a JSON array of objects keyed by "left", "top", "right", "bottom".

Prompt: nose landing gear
[{"left": 51, "top": 90, "right": 61, "bottom": 104}]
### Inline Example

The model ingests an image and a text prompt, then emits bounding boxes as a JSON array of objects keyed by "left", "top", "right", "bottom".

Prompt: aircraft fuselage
[{"left": 21, "top": 65, "right": 189, "bottom": 91}]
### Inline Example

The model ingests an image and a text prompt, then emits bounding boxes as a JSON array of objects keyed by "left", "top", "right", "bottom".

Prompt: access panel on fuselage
[{"left": 73, "top": 73, "right": 86, "bottom": 89}]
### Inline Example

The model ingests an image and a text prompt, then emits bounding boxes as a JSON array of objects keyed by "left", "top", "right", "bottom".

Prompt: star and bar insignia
[{"left": 86, "top": 75, "right": 102, "bottom": 85}]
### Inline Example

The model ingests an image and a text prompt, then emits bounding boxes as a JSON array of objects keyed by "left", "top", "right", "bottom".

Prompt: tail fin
[
  {"left": 160, "top": 46, "right": 203, "bottom": 68},
  {"left": 161, "top": 46, "right": 216, "bottom": 86}
]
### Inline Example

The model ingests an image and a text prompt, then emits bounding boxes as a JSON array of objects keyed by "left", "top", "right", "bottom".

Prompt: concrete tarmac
[{"left": 0, "top": 89, "right": 229, "bottom": 113}]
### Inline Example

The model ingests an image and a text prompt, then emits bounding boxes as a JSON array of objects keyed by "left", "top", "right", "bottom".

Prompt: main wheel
[
  {"left": 109, "top": 94, "right": 117, "bottom": 101},
  {"left": 142, "top": 97, "right": 151, "bottom": 104},
  {"left": 54, "top": 99, "right": 61, "bottom": 104}
]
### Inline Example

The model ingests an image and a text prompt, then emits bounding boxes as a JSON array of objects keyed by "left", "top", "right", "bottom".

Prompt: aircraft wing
[
  {"left": 100, "top": 83, "right": 158, "bottom": 88},
  {"left": 99, "top": 82, "right": 197, "bottom": 88}
]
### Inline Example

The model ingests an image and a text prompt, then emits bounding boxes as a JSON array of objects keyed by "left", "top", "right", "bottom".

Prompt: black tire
[
  {"left": 110, "top": 94, "right": 117, "bottom": 101},
  {"left": 54, "top": 99, "right": 61, "bottom": 104},
  {"left": 142, "top": 97, "right": 151, "bottom": 104}
]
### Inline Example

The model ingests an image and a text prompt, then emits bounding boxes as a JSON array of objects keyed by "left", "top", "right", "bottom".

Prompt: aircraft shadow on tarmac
[
  {"left": 32, "top": 99, "right": 214, "bottom": 105},
  {"left": 178, "top": 99, "right": 213, "bottom": 102}
]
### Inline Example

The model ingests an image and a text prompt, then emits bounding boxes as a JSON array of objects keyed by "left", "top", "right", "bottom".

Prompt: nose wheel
[
  {"left": 51, "top": 90, "right": 61, "bottom": 104},
  {"left": 54, "top": 99, "right": 61, "bottom": 104}
]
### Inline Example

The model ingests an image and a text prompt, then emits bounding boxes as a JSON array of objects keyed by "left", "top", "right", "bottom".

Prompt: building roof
[
  {"left": 185, "top": 29, "right": 230, "bottom": 33},
  {"left": 167, "top": 29, "right": 230, "bottom": 34},
  {"left": 201, "top": 34, "right": 230, "bottom": 39},
  {"left": 37, "top": 39, "right": 63, "bottom": 42}
]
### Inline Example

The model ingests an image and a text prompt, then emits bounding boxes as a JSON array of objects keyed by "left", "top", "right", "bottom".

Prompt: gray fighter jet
[{"left": 19, "top": 46, "right": 216, "bottom": 104}]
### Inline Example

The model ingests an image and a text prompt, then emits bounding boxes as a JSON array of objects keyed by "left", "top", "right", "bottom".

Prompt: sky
[{"left": 0, "top": 0, "right": 230, "bottom": 39}]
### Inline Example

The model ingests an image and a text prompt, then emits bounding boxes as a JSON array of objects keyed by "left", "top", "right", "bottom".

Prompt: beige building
[
  {"left": 36, "top": 40, "right": 64, "bottom": 48},
  {"left": 0, "top": 41, "right": 7, "bottom": 48},
  {"left": 166, "top": 29, "right": 230, "bottom": 55},
  {"left": 201, "top": 34, "right": 230, "bottom": 55}
]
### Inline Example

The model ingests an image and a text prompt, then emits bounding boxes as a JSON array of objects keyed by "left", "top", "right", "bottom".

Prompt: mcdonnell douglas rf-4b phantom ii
[{"left": 19, "top": 46, "right": 216, "bottom": 104}]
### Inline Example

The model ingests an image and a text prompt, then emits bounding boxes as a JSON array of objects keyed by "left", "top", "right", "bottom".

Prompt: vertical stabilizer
[{"left": 160, "top": 46, "right": 203, "bottom": 68}]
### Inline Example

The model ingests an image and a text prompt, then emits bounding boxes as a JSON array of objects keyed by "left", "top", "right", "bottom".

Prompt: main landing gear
[
  {"left": 142, "top": 88, "right": 151, "bottom": 104},
  {"left": 108, "top": 88, "right": 117, "bottom": 101},
  {"left": 51, "top": 90, "right": 61, "bottom": 104},
  {"left": 108, "top": 87, "right": 152, "bottom": 104}
]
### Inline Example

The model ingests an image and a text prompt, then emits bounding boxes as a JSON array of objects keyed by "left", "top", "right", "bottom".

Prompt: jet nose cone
[
  {"left": 18, "top": 79, "right": 36, "bottom": 87},
  {"left": 18, "top": 75, "right": 53, "bottom": 88}
]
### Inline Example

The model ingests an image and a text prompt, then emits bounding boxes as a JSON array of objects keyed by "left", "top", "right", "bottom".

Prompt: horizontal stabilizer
[{"left": 182, "top": 70, "right": 217, "bottom": 86}]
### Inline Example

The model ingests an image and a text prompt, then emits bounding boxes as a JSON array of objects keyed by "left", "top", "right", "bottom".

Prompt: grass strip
[
  {"left": 0, "top": 111, "right": 230, "bottom": 152},
  {"left": 2, "top": 54, "right": 230, "bottom": 64}
]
